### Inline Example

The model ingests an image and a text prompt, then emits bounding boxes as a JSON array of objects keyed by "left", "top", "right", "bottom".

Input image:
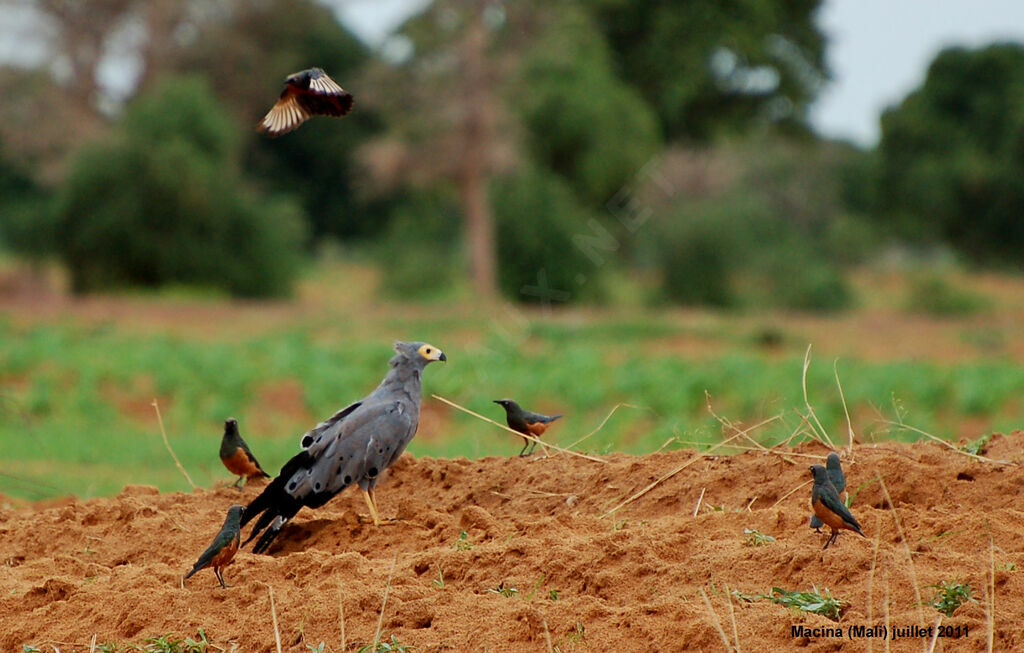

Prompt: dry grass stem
[
  {"left": 833, "top": 359, "right": 856, "bottom": 456},
  {"left": 926, "top": 617, "right": 942, "bottom": 653},
  {"left": 877, "top": 418, "right": 1013, "bottom": 466},
  {"left": 706, "top": 392, "right": 791, "bottom": 462},
  {"left": 653, "top": 437, "right": 677, "bottom": 453},
  {"left": 876, "top": 473, "right": 924, "bottom": 629},
  {"left": 372, "top": 553, "right": 400, "bottom": 650},
  {"left": 151, "top": 399, "right": 197, "bottom": 490},
  {"left": 603, "top": 429, "right": 748, "bottom": 517},
  {"left": 884, "top": 576, "right": 891, "bottom": 653},
  {"left": 724, "top": 583, "right": 742, "bottom": 653},
  {"left": 693, "top": 488, "right": 706, "bottom": 517},
  {"left": 801, "top": 345, "right": 836, "bottom": 448},
  {"left": 269, "top": 585, "right": 282, "bottom": 653},
  {"left": 699, "top": 588, "right": 734, "bottom": 653},
  {"left": 339, "top": 580, "right": 347, "bottom": 652},
  {"left": 988, "top": 535, "right": 995, "bottom": 653},
  {"left": 543, "top": 619, "right": 553, "bottom": 653},
  {"left": 768, "top": 479, "right": 811, "bottom": 511},
  {"left": 562, "top": 402, "right": 653, "bottom": 451},
  {"left": 867, "top": 515, "right": 882, "bottom": 653},
  {"left": 432, "top": 394, "right": 608, "bottom": 464}
]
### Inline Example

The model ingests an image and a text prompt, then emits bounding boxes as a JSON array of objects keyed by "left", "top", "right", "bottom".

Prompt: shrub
[
  {"left": 491, "top": 166, "right": 605, "bottom": 304},
  {"left": 905, "top": 272, "right": 990, "bottom": 316},
  {"left": 51, "top": 76, "right": 304, "bottom": 297},
  {"left": 377, "top": 189, "right": 461, "bottom": 297}
]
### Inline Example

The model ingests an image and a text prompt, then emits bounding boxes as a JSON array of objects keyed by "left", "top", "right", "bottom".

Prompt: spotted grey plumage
[{"left": 241, "top": 341, "right": 446, "bottom": 553}]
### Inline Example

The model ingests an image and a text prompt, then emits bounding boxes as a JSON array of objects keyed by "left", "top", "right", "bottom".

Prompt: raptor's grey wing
[
  {"left": 300, "top": 401, "right": 363, "bottom": 449},
  {"left": 285, "top": 400, "right": 414, "bottom": 499}
]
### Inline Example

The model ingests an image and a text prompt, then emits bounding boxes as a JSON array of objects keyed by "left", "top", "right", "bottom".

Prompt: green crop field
[{"left": 2, "top": 282, "right": 1022, "bottom": 500}]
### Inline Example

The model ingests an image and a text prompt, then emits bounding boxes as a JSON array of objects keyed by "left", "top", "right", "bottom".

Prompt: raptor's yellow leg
[{"left": 362, "top": 489, "right": 381, "bottom": 526}]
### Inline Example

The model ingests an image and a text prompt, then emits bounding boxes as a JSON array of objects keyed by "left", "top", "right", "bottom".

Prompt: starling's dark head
[
  {"left": 809, "top": 464, "right": 827, "bottom": 481},
  {"left": 226, "top": 504, "right": 246, "bottom": 522},
  {"left": 493, "top": 399, "right": 519, "bottom": 412},
  {"left": 825, "top": 452, "right": 842, "bottom": 470},
  {"left": 224, "top": 418, "right": 238, "bottom": 434}
]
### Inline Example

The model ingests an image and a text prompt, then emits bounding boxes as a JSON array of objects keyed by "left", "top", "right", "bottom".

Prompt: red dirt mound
[{"left": 3, "top": 435, "right": 1023, "bottom": 652}]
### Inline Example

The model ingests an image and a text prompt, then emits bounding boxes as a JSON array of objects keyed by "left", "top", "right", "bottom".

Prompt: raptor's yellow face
[{"left": 418, "top": 343, "right": 447, "bottom": 362}]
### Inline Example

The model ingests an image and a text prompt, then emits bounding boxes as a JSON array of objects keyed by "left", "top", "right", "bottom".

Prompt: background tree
[
  {"left": 362, "top": 0, "right": 518, "bottom": 299},
  {"left": 174, "top": 0, "right": 381, "bottom": 243},
  {"left": 586, "top": 0, "right": 828, "bottom": 140},
  {"left": 877, "top": 43, "right": 1024, "bottom": 265},
  {"left": 51, "top": 77, "right": 305, "bottom": 297}
]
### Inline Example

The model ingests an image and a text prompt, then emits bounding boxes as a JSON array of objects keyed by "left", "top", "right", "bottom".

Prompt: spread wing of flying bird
[{"left": 258, "top": 67, "right": 353, "bottom": 136}]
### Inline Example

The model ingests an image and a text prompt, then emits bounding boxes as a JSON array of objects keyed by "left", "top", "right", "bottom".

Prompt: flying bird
[
  {"left": 809, "top": 464, "right": 864, "bottom": 549},
  {"left": 809, "top": 452, "right": 846, "bottom": 533},
  {"left": 242, "top": 341, "right": 447, "bottom": 554},
  {"left": 258, "top": 67, "right": 354, "bottom": 136},
  {"left": 185, "top": 505, "right": 245, "bottom": 589},
  {"left": 220, "top": 418, "right": 270, "bottom": 488},
  {"left": 493, "top": 399, "right": 562, "bottom": 457}
]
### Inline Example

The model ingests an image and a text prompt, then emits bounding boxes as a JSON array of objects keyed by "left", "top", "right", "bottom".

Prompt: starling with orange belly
[
  {"left": 810, "top": 464, "right": 864, "bottom": 549},
  {"left": 185, "top": 505, "right": 244, "bottom": 588},
  {"left": 493, "top": 399, "right": 562, "bottom": 457},
  {"left": 220, "top": 418, "right": 269, "bottom": 488}
]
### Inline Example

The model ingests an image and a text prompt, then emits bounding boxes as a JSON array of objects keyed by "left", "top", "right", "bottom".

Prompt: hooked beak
[{"left": 439, "top": 352, "right": 447, "bottom": 362}]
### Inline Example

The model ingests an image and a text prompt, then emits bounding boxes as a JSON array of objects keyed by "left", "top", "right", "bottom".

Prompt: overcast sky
[
  {"left": 809, "top": 0, "right": 1024, "bottom": 145},
  {"left": 330, "top": 0, "right": 1024, "bottom": 147},
  {"left": 4, "top": 0, "right": 1024, "bottom": 146}
]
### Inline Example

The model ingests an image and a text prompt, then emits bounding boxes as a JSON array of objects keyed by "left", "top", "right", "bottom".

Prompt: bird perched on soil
[
  {"left": 220, "top": 418, "right": 270, "bottom": 488},
  {"left": 185, "top": 505, "right": 245, "bottom": 589},
  {"left": 241, "top": 341, "right": 446, "bottom": 553},
  {"left": 809, "top": 452, "right": 846, "bottom": 532},
  {"left": 258, "top": 67, "right": 353, "bottom": 136},
  {"left": 493, "top": 399, "right": 562, "bottom": 457},
  {"left": 809, "top": 464, "right": 864, "bottom": 549}
]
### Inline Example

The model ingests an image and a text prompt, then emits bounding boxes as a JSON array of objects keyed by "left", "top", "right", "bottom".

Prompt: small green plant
[
  {"left": 926, "top": 580, "right": 976, "bottom": 617},
  {"left": 999, "top": 562, "right": 1016, "bottom": 572},
  {"left": 612, "top": 519, "right": 628, "bottom": 532},
  {"left": 734, "top": 586, "right": 844, "bottom": 621},
  {"left": 96, "top": 644, "right": 121, "bottom": 653},
  {"left": 743, "top": 528, "right": 776, "bottom": 546},
  {"left": 523, "top": 574, "right": 546, "bottom": 601},
  {"left": 307, "top": 641, "right": 326, "bottom": 653},
  {"left": 143, "top": 634, "right": 184, "bottom": 653},
  {"left": 183, "top": 629, "right": 212, "bottom": 652},
  {"left": 569, "top": 622, "right": 586, "bottom": 643},
  {"left": 23, "top": 646, "right": 41, "bottom": 653},
  {"left": 549, "top": 589, "right": 561, "bottom": 601},
  {"left": 487, "top": 582, "right": 519, "bottom": 598},
  {"left": 432, "top": 565, "right": 445, "bottom": 589},
  {"left": 961, "top": 432, "right": 994, "bottom": 456},
  {"left": 358, "top": 634, "right": 414, "bottom": 652},
  {"left": 453, "top": 530, "right": 474, "bottom": 551}
]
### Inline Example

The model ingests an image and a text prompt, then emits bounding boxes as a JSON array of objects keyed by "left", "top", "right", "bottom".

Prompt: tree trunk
[{"left": 459, "top": 5, "right": 497, "bottom": 300}]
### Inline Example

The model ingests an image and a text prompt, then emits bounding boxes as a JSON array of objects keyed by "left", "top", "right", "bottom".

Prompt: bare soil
[{"left": 2, "top": 435, "right": 1023, "bottom": 652}]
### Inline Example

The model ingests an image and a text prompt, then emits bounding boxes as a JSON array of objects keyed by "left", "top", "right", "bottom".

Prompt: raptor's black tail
[{"left": 242, "top": 450, "right": 312, "bottom": 554}]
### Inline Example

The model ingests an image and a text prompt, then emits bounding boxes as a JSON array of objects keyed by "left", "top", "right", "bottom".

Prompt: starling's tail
[{"left": 242, "top": 450, "right": 311, "bottom": 553}]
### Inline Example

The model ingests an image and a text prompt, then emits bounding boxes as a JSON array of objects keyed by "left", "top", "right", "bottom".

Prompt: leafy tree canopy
[
  {"left": 878, "top": 43, "right": 1024, "bottom": 264},
  {"left": 586, "top": 0, "right": 828, "bottom": 140}
]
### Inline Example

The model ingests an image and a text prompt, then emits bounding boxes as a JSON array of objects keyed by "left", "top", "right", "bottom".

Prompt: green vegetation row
[{"left": 1, "top": 319, "right": 1021, "bottom": 499}]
